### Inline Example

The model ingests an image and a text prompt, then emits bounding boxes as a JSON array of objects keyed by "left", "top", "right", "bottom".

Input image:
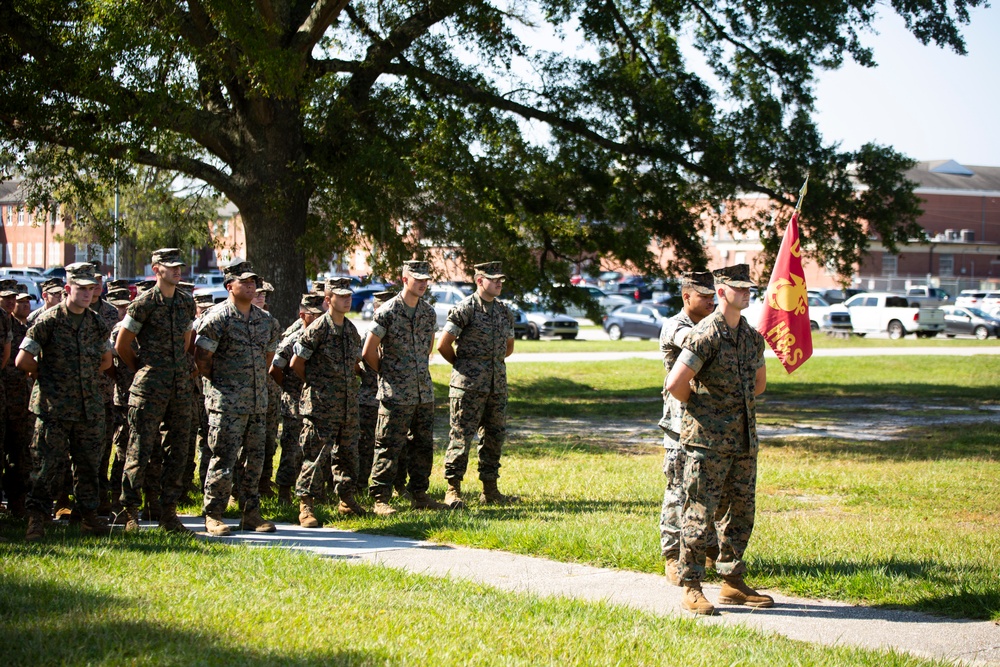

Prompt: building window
[
  {"left": 16, "top": 243, "right": 24, "bottom": 265},
  {"left": 34, "top": 242, "right": 43, "bottom": 265},
  {"left": 881, "top": 254, "right": 898, "bottom": 277},
  {"left": 49, "top": 242, "right": 61, "bottom": 267},
  {"left": 5, "top": 244, "right": 11, "bottom": 266},
  {"left": 17, "top": 208, "right": 24, "bottom": 226},
  {"left": 938, "top": 254, "right": 954, "bottom": 277},
  {"left": 75, "top": 245, "right": 89, "bottom": 263},
  {"left": 26, "top": 243, "right": 32, "bottom": 265}
]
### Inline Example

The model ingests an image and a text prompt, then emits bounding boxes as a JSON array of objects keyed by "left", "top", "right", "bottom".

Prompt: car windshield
[
  {"left": 966, "top": 308, "right": 991, "bottom": 318},
  {"left": 651, "top": 304, "right": 672, "bottom": 316}
]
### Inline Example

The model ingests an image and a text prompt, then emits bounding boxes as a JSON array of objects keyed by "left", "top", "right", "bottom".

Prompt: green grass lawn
[{"left": 0, "top": 534, "right": 941, "bottom": 667}]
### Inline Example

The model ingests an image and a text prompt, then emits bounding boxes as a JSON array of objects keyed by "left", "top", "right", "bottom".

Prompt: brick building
[{"left": 0, "top": 179, "right": 78, "bottom": 269}]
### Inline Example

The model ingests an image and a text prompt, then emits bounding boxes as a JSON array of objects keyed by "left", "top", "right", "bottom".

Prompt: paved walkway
[{"left": 170, "top": 516, "right": 1000, "bottom": 666}]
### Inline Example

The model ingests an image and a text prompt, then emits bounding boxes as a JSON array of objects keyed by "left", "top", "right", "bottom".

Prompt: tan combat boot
[
  {"left": 277, "top": 485, "right": 293, "bottom": 505},
  {"left": 54, "top": 492, "right": 73, "bottom": 520},
  {"left": 479, "top": 479, "right": 519, "bottom": 505},
  {"left": 124, "top": 505, "right": 142, "bottom": 533},
  {"left": 25, "top": 510, "right": 46, "bottom": 542},
  {"left": 410, "top": 491, "right": 450, "bottom": 511},
  {"left": 80, "top": 510, "right": 112, "bottom": 537},
  {"left": 372, "top": 490, "right": 397, "bottom": 516},
  {"left": 718, "top": 575, "right": 774, "bottom": 608},
  {"left": 299, "top": 496, "right": 321, "bottom": 528},
  {"left": 240, "top": 507, "right": 276, "bottom": 533},
  {"left": 681, "top": 581, "right": 716, "bottom": 615},
  {"left": 664, "top": 558, "right": 681, "bottom": 586},
  {"left": 337, "top": 491, "right": 368, "bottom": 517},
  {"left": 159, "top": 504, "right": 193, "bottom": 535},
  {"left": 205, "top": 513, "right": 231, "bottom": 536},
  {"left": 443, "top": 481, "right": 465, "bottom": 509}
]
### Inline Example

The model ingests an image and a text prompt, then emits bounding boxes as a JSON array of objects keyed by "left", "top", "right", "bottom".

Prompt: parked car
[
  {"left": 809, "top": 287, "right": 865, "bottom": 304},
  {"left": 193, "top": 286, "right": 229, "bottom": 304},
  {"left": 905, "top": 285, "right": 951, "bottom": 307},
  {"left": 42, "top": 266, "right": 66, "bottom": 280},
  {"left": 566, "top": 286, "right": 632, "bottom": 318},
  {"left": 940, "top": 306, "right": 1000, "bottom": 339},
  {"left": 807, "top": 295, "right": 853, "bottom": 334},
  {"left": 980, "top": 291, "right": 1000, "bottom": 311},
  {"left": 509, "top": 304, "right": 530, "bottom": 339},
  {"left": 350, "top": 284, "right": 388, "bottom": 312},
  {"left": 428, "top": 283, "right": 473, "bottom": 328},
  {"left": 523, "top": 306, "right": 579, "bottom": 339},
  {"left": 0, "top": 267, "right": 45, "bottom": 281},
  {"left": 954, "top": 290, "right": 987, "bottom": 308},
  {"left": 602, "top": 303, "right": 672, "bottom": 340},
  {"left": 843, "top": 292, "right": 946, "bottom": 339},
  {"left": 193, "top": 272, "right": 226, "bottom": 288}
]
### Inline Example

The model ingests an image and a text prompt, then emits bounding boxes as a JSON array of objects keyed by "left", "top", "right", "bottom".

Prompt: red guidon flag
[{"left": 758, "top": 180, "right": 813, "bottom": 373}]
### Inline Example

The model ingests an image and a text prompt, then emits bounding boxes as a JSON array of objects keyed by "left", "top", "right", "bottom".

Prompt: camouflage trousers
[
  {"left": 275, "top": 411, "right": 303, "bottom": 488},
  {"left": 260, "top": 379, "right": 280, "bottom": 486},
  {"left": 203, "top": 411, "right": 265, "bottom": 516},
  {"left": 357, "top": 403, "right": 378, "bottom": 491},
  {"left": 121, "top": 380, "right": 193, "bottom": 508},
  {"left": 196, "top": 397, "right": 210, "bottom": 490},
  {"left": 659, "top": 442, "right": 718, "bottom": 560},
  {"left": 444, "top": 390, "right": 507, "bottom": 482},
  {"left": 370, "top": 401, "right": 434, "bottom": 496},
  {"left": 108, "top": 405, "right": 130, "bottom": 506},
  {"left": 26, "top": 415, "right": 105, "bottom": 514},
  {"left": 3, "top": 396, "right": 33, "bottom": 505},
  {"left": 97, "top": 401, "right": 114, "bottom": 504},
  {"left": 182, "top": 391, "right": 204, "bottom": 493},
  {"left": 295, "top": 410, "right": 359, "bottom": 499},
  {"left": 678, "top": 444, "right": 758, "bottom": 582}
]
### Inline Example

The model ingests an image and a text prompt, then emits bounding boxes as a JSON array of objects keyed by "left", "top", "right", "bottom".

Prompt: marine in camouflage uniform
[
  {"left": 362, "top": 261, "right": 450, "bottom": 514},
  {"left": 0, "top": 281, "right": 22, "bottom": 514},
  {"left": 190, "top": 293, "right": 214, "bottom": 493},
  {"left": 194, "top": 259, "right": 280, "bottom": 536},
  {"left": 657, "top": 272, "right": 720, "bottom": 585},
  {"left": 665, "top": 264, "right": 773, "bottom": 614},
  {"left": 357, "top": 290, "right": 395, "bottom": 493},
  {"left": 253, "top": 281, "right": 281, "bottom": 497},
  {"left": 89, "top": 267, "right": 119, "bottom": 514},
  {"left": 116, "top": 249, "right": 196, "bottom": 534},
  {"left": 17, "top": 263, "right": 113, "bottom": 540},
  {"left": 268, "top": 294, "right": 325, "bottom": 503},
  {"left": 437, "top": 262, "right": 517, "bottom": 508},
  {"left": 26, "top": 278, "right": 64, "bottom": 326},
  {"left": 289, "top": 279, "right": 366, "bottom": 524},
  {"left": 106, "top": 287, "right": 135, "bottom": 519}
]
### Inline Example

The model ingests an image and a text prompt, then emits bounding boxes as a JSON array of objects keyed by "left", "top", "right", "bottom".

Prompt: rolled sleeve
[
  {"left": 271, "top": 355, "right": 288, "bottom": 369},
  {"left": 443, "top": 321, "right": 462, "bottom": 338},
  {"left": 194, "top": 335, "right": 218, "bottom": 353},
  {"left": 121, "top": 314, "right": 143, "bottom": 334},
  {"left": 677, "top": 349, "right": 704, "bottom": 374},
  {"left": 19, "top": 337, "right": 41, "bottom": 357},
  {"left": 369, "top": 323, "right": 387, "bottom": 339},
  {"left": 293, "top": 341, "right": 314, "bottom": 360}
]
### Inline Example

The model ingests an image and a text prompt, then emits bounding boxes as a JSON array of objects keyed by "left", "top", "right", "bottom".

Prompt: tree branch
[
  {"left": 292, "top": 0, "right": 352, "bottom": 53},
  {"left": 604, "top": 0, "right": 662, "bottom": 78},
  {"left": 686, "top": 0, "right": 783, "bottom": 78}
]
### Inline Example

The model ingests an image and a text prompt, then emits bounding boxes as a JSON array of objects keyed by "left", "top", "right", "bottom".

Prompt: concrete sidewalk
[{"left": 172, "top": 516, "right": 999, "bottom": 665}]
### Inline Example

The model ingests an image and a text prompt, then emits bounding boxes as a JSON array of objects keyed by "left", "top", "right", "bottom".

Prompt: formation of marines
[
  {"left": 4, "top": 253, "right": 519, "bottom": 540},
  {"left": 2, "top": 248, "right": 774, "bottom": 614}
]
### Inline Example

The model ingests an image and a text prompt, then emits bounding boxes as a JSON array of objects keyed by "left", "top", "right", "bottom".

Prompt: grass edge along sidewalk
[{"left": 0, "top": 520, "right": 972, "bottom": 667}]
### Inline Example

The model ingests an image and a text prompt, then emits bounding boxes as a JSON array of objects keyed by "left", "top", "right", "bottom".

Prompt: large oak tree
[{"left": 0, "top": 0, "right": 984, "bottom": 322}]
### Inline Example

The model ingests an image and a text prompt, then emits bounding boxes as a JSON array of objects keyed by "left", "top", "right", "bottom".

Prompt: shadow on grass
[
  {"left": 763, "top": 422, "right": 1000, "bottom": 461},
  {"left": 765, "top": 381, "right": 999, "bottom": 403},
  {"left": 753, "top": 558, "right": 1000, "bottom": 621},
  {"left": 0, "top": 578, "right": 386, "bottom": 665}
]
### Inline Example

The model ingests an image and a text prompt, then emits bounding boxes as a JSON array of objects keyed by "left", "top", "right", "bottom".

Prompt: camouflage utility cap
[
  {"left": 16, "top": 283, "right": 30, "bottom": 300},
  {"left": 474, "top": 261, "right": 506, "bottom": 280},
  {"left": 311, "top": 280, "right": 325, "bottom": 295},
  {"left": 108, "top": 279, "right": 130, "bottom": 289},
  {"left": 326, "top": 277, "right": 353, "bottom": 296},
  {"left": 151, "top": 247, "right": 186, "bottom": 267},
  {"left": 402, "top": 260, "right": 431, "bottom": 280},
  {"left": 65, "top": 262, "right": 99, "bottom": 286},
  {"left": 222, "top": 257, "right": 259, "bottom": 284},
  {"left": 300, "top": 293, "right": 325, "bottom": 314},
  {"left": 136, "top": 279, "right": 156, "bottom": 294},
  {"left": 194, "top": 293, "right": 215, "bottom": 306},
  {"left": 257, "top": 281, "right": 274, "bottom": 294},
  {"left": 0, "top": 278, "right": 19, "bottom": 297},
  {"left": 682, "top": 271, "right": 716, "bottom": 295},
  {"left": 713, "top": 264, "right": 756, "bottom": 289},
  {"left": 43, "top": 281, "right": 65, "bottom": 295},
  {"left": 372, "top": 290, "right": 396, "bottom": 308},
  {"left": 41, "top": 277, "right": 64, "bottom": 289},
  {"left": 107, "top": 288, "right": 131, "bottom": 306}
]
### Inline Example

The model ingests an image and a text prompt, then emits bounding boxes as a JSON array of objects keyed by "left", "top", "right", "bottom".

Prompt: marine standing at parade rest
[
  {"left": 254, "top": 281, "right": 281, "bottom": 498},
  {"left": 105, "top": 287, "right": 135, "bottom": 518},
  {"left": 268, "top": 294, "right": 324, "bottom": 504},
  {"left": 289, "top": 278, "right": 367, "bottom": 525},
  {"left": 437, "top": 262, "right": 518, "bottom": 508},
  {"left": 666, "top": 264, "right": 773, "bottom": 615},
  {"left": 115, "top": 248, "right": 197, "bottom": 534},
  {"left": 191, "top": 293, "right": 215, "bottom": 492},
  {"left": 362, "top": 260, "right": 451, "bottom": 515},
  {"left": 356, "top": 290, "right": 395, "bottom": 492},
  {"left": 657, "top": 271, "right": 719, "bottom": 586},
  {"left": 88, "top": 265, "right": 119, "bottom": 515},
  {"left": 194, "top": 258, "right": 280, "bottom": 536},
  {"left": 16, "top": 263, "right": 113, "bottom": 541}
]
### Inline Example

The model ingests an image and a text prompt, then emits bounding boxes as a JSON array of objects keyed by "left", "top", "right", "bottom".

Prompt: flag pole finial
[{"left": 795, "top": 177, "right": 809, "bottom": 212}]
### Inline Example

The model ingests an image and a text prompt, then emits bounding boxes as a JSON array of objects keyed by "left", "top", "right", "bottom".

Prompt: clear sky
[{"left": 812, "top": 4, "right": 999, "bottom": 167}]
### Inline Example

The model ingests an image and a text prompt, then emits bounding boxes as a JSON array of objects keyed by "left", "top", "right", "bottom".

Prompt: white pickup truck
[{"left": 843, "top": 292, "right": 946, "bottom": 339}]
